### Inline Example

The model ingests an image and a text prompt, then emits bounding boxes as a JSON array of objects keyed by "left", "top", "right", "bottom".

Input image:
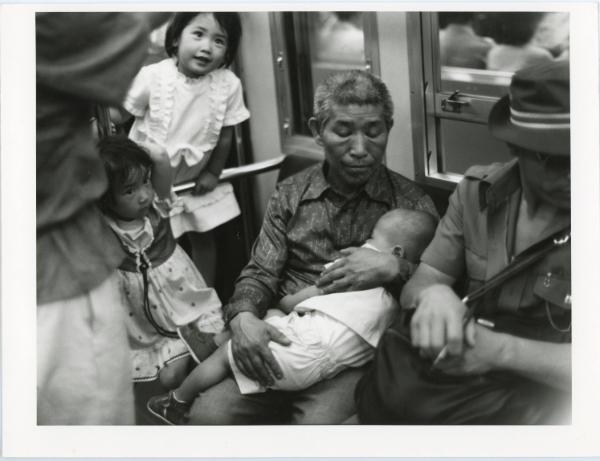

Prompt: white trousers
[{"left": 37, "top": 272, "right": 134, "bottom": 425}]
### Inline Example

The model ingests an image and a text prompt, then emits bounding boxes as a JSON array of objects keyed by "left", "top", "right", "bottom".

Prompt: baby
[{"left": 147, "top": 208, "right": 437, "bottom": 424}]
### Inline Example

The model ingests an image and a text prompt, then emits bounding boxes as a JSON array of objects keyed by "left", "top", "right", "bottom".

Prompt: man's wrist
[
  {"left": 392, "top": 250, "right": 414, "bottom": 283},
  {"left": 225, "top": 309, "right": 257, "bottom": 328}
]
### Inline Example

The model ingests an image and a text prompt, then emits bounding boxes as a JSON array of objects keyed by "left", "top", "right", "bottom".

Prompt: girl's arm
[
  {"left": 194, "top": 126, "right": 234, "bottom": 195},
  {"left": 109, "top": 106, "right": 133, "bottom": 125},
  {"left": 277, "top": 285, "right": 323, "bottom": 314},
  {"left": 142, "top": 142, "right": 172, "bottom": 199}
]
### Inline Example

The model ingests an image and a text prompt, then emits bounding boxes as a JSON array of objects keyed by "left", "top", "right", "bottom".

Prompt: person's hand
[
  {"left": 434, "top": 321, "right": 508, "bottom": 375},
  {"left": 410, "top": 284, "right": 467, "bottom": 359},
  {"left": 316, "top": 247, "right": 398, "bottom": 294},
  {"left": 193, "top": 171, "right": 219, "bottom": 195},
  {"left": 139, "top": 139, "right": 168, "bottom": 162},
  {"left": 229, "top": 312, "right": 291, "bottom": 386}
]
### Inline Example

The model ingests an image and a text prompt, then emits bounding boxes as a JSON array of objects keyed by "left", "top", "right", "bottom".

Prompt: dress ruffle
[{"left": 137, "top": 60, "right": 237, "bottom": 167}]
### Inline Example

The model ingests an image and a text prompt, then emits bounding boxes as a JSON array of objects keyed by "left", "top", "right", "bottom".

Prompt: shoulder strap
[{"left": 465, "top": 225, "right": 570, "bottom": 306}]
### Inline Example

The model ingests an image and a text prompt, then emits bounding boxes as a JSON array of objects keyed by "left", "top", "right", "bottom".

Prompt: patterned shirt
[{"left": 224, "top": 162, "right": 438, "bottom": 324}]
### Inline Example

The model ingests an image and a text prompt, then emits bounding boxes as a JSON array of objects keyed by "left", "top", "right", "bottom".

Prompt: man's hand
[
  {"left": 410, "top": 284, "right": 468, "bottom": 359},
  {"left": 194, "top": 171, "right": 219, "bottom": 195},
  {"left": 229, "top": 312, "right": 291, "bottom": 387},
  {"left": 434, "top": 322, "right": 508, "bottom": 375},
  {"left": 316, "top": 247, "right": 398, "bottom": 294}
]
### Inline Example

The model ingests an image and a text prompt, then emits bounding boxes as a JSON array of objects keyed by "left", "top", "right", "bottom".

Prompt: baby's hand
[{"left": 194, "top": 171, "right": 219, "bottom": 195}]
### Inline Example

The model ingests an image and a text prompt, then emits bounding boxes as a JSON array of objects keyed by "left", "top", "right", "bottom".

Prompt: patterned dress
[{"left": 106, "top": 202, "right": 224, "bottom": 381}]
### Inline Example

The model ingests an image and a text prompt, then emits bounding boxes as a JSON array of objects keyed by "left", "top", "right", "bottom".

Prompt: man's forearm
[{"left": 224, "top": 280, "right": 273, "bottom": 325}]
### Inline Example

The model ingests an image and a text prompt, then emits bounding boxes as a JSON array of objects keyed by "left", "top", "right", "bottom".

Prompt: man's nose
[{"left": 349, "top": 133, "right": 367, "bottom": 157}]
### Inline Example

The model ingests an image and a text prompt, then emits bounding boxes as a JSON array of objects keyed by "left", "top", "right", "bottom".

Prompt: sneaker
[
  {"left": 177, "top": 324, "right": 218, "bottom": 363},
  {"left": 147, "top": 391, "right": 191, "bottom": 425}
]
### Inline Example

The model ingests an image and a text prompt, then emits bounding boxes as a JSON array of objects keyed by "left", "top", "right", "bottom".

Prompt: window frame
[
  {"left": 409, "top": 12, "right": 516, "bottom": 190},
  {"left": 269, "top": 11, "right": 382, "bottom": 157}
]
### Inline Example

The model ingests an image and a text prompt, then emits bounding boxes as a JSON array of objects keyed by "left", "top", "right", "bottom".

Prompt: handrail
[{"left": 172, "top": 155, "right": 286, "bottom": 194}]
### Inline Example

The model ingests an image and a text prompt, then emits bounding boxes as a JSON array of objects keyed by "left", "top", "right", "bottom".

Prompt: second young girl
[
  {"left": 123, "top": 12, "right": 250, "bottom": 285},
  {"left": 98, "top": 135, "right": 225, "bottom": 389}
]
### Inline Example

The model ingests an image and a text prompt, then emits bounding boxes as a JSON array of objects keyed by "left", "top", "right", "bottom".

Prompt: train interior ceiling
[{"left": 102, "top": 10, "right": 569, "bottom": 313}]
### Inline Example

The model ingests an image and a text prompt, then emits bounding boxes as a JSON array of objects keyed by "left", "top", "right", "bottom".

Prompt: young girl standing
[
  {"left": 123, "top": 12, "right": 250, "bottom": 285},
  {"left": 98, "top": 136, "right": 225, "bottom": 389}
]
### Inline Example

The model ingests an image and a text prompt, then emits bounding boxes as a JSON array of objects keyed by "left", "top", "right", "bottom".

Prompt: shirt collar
[
  {"left": 302, "top": 162, "right": 394, "bottom": 206},
  {"left": 478, "top": 158, "right": 521, "bottom": 211}
]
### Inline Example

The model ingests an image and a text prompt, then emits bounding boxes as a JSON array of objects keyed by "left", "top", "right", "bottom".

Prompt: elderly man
[
  {"left": 188, "top": 70, "right": 437, "bottom": 424},
  {"left": 357, "top": 60, "right": 571, "bottom": 424}
]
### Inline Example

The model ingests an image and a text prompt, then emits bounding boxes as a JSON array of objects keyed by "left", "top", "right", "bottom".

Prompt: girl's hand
[
  {"left": 140, "top": 139, "right": 168, "bottom": 163},
  {"left": 194, "top": 171, "right": 219, "bottom": 195}
]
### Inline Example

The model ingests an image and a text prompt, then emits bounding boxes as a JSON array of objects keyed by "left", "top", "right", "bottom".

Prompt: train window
[
  {"left": 270, "top": 12, "right": 380, "bottom": 155},
  {"left": 411, "top": 12, "right": 569, "bottom": 187}
]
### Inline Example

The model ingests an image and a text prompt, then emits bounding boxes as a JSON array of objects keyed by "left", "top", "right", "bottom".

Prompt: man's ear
[
  {"left": 308, "top": 117, "right": 323, "bottom": 146},
  {"left": 387, "top": 118, "right": 394, "bottom": 131}
]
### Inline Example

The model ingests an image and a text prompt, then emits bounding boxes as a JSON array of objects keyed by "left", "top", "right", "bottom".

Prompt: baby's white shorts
[{"left": 228, "top": 310, "right": 373, "bottom": 394}]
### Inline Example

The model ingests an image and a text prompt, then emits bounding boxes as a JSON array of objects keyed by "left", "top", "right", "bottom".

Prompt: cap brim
[{"left": 488, "top": 95, "right": 570, "bottom": 156}]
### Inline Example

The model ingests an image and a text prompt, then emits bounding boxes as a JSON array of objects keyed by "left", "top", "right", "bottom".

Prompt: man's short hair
[{"left": 312, "top": 70, "right": 394, "bottom": 131}]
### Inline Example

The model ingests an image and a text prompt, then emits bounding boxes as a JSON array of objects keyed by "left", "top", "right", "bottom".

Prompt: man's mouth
[{"left": 344, "top": 163, "right": 372, "bottom": 171}]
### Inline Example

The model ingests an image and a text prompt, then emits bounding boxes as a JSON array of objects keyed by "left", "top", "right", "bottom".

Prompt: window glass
[
  {"left": 438, "top": 12, "right": 569, "bottom": 96},
  {"left": 282, "top": 12, "right": 367, "bottom": 136}
]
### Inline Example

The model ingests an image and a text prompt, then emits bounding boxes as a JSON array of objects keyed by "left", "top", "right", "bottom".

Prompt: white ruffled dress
[
  {"left": 106, "top": 203, "right": 225, "bottom": 382},
  {"left": 124, "top": 58, "right": 251, "bottom": 236}
]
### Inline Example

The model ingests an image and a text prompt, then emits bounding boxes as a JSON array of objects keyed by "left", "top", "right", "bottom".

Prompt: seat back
[{"left": 276, "top": 154, "right": 321, "bottom": 183}]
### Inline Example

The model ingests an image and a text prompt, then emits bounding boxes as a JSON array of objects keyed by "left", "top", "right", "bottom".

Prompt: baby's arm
[
  {"left": 277, "top": 285, "right": 323, "bottom": 314},
  {"left": 142, "top": 142, "right": 172, "bottom": 199},
  {"left": 194, "top": 126, "right": 234, "bottom": 195}
]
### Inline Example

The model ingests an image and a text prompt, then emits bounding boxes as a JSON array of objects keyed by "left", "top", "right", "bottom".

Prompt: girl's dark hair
[
  {"left": 164, "top": 12, "right": 242, "bottom": 68},
  {"left": 484, "top": 12, "right": 545, "bottom": 46},
  {"left": 97, "top": 135, "right": 153, "bottom": 212}
]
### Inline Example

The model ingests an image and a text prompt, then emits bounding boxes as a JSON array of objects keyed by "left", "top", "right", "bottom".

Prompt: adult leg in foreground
[{"left": 37, "top": 273, "right": 134, "bottom": 425}]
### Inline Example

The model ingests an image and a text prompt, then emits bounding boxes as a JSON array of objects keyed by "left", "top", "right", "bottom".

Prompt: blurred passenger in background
[
  {"left": 438, "top": 12, "right": 493, "bottom": 69},
  {"left": 485, "top": 12, "right": 554, "bottom": 72},
  {"left": 36, "top": 11, "right": 169, "bottom": 425},
  {"left": 532, "top": 12, "right": 570, "bottom": 60},
  {"left": 315, "top": 12, "right": 365, "bottom": 64}
]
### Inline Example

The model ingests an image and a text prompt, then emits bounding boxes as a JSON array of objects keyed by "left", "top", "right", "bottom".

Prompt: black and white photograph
[{"left": 1, "top": 1, "right": 600, "bottom": 457}]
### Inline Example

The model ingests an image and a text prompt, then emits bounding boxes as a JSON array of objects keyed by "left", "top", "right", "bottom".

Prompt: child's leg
[
  {"left": 173, "top": 343, "right": 231, "bottom": 403},
  {"left": 159, "top": 356, "right": 191, "bottom": 390},
  {"left": 188, "top": 231, "right": 216, "bottom": 286}
]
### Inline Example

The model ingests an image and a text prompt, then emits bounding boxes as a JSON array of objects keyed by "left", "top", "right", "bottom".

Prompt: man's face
[
  {"left": 309, "top": 104, "right": 390, "bottom": 196},
  {"left": 514, "top": 146, "right": 571, "bottom": 210}
]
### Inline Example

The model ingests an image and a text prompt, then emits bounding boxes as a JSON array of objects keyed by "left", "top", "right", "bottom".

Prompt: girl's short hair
[
  {"left": 97, "top": 135, "right": 153, "bottom": 212},
  {"left": 164, "top": 12, "right": 242, "bottom": 68}
]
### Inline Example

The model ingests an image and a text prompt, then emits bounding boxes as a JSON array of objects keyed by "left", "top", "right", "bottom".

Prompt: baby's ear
[{"left": 392, "top": 245, "right": 405, "bottom": 259}]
